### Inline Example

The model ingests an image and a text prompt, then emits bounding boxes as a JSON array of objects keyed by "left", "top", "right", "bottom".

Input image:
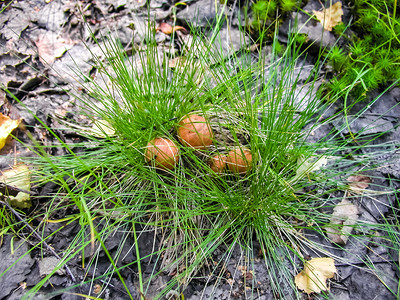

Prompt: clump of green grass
[{"left": 2, "top": 12, "right": 400, "bottom": 300}]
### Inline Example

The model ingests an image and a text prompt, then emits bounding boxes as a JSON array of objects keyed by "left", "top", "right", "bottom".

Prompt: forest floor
[{"left": 0, "top": 0, "right": 399, "bottom": 299}]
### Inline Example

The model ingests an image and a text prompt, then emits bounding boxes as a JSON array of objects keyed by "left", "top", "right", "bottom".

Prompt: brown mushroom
[
  {"left": 177, "top": 114, "right": 213, "bottom": 149},
  {"left": 226, "top": 147, "right": 252, "bottom": 174},
  {"left": 209, "top": 154, "right": 227, "bottom": 174},
  {"left": 145, "top": 137, "right": 179, "bottom": 170}
]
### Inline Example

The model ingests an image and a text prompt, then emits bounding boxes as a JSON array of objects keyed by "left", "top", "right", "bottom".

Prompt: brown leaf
[
  {"left": 347, "top": 174, "right": 371, "bottom": 193},
  {"left": 326, "top": 198, "right": 359, "bottom": 245},
  {"left": 313, "top": 2, "right": 343, "bottom": 31},
  {"left": 93, "top": 284, "right": 102, "bottom": 294},
  {"left": 245, "top": 271, "right": 253, "bottom": 281},
  {"left": 35, "top": 32, "right": 76, "bottom": 65},
  {"left": 159, "top": 23, "right": 173, "bottom": 34},
  {"left": 173, "top": 26, "right": 186, "bottom": 33},
  {"left": 237, "top": 265, "right": 247, "bottom": 274},
  {"left": 158, "top": 23, "right": 187, "bottom": 35},
  {"left": 226, "top": 278, "right": 234, "bottom": 286},
  {"left": 295, "top": 257, "right": 336, "bottom": 294},
  {"left": 0, "top": 112, "right": 21, "bottom": 150}
]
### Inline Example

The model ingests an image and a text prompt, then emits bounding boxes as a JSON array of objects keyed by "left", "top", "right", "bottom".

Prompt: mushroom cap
[
  {"left": 145, "top": 137, "right": 179, "bottom": 170},
  {"left": 177, "top": 114, "right": 213, "bottom": 149},
  {"left": 209, "top": 154, "right": 227, "bottom": 174},
  {"left": 226, "top": 148, "right": 252, "bottom": 174}
]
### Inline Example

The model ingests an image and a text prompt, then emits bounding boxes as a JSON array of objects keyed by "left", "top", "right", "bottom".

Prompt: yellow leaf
[
  {"left": 313, "top": 2, "right": 343, "bottom": 31},
  {"left": 90, "top": 119, "right": 115, "bottom": 138},
  {"left": 295, "top": 257, "right": 336, "bottom": 294},
  {"left": 291, "top": 155, "right": 328, "bottom": 183},
  {"left": 0, "top": 164, "right": 31, "bottom": 208},
  {"left": 0, "top": 113, "right": 21, "bottom": 150}
]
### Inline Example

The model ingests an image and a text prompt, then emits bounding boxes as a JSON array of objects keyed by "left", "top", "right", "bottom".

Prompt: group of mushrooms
[{"left": 144, "top": 114, "right": 253, "bottom": 174}]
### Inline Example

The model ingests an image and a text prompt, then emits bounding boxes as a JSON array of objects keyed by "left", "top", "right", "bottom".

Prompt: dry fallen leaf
[
  {"left": 292, "top": 155, "right": 328, "bottom": 183},
  {"left": 295, "top": 257, "right": 336, "bottom": 294},
  {"left": 19, "top": 282, "right": 27, "bottom": 290},
  {"left": 347, "top": 174, "right": 371, "bottom": 194},
  {"left": 226, "top": 278, "right": 234, "bottom": 286},
  {"left": 93, "top": 284, "right": 102, "bottom": 294},
  {"left": 313, "top": 2, "right": 343, "bottom": 31},
  {"left": 35, "top": 32, "right": 76, "bottom": 65},
  {"left": 237, "top": 265, "right": 248, "bottom": 276},
  {"left": 158, "top": 23, "right": 186, "bottom": 35},
  {"left": 326, "top": 198, "right": 359, "bottom": 245},
  {"left": 90, "top": 119, "right": 115, "bottom": 138},
  {"left": 0, "top": 113, "right": 22, "bottom": 150},
  {"left": 0, "top": 164, "right": 31, "bottom": 208}
]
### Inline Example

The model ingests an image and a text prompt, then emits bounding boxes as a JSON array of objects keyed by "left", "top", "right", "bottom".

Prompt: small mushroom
[
  {"left": 145, "top": 137, "right": 179, "bottom": 170},
  {"left": 226, "top": 147, "right": 252, "bottom": 174},
  {"left": 209, "top": 154, "right": 227, "bottom": 174},
  {"left": 177, "top": 114, "right": 213, "bottom": 149}
]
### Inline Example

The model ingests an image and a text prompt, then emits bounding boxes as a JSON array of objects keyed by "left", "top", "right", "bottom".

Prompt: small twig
[{"left": 0, "top": 199, "right": 76, "bottom": 282}]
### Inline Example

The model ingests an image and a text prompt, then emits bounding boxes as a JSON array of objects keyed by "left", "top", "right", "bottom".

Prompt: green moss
[
  {"left": 354, "top": 0, "right": 369, "bottom": 8},
  {"left": 390, "top": 49, "right": 400, "bottom": 62},
  {"left": 328, "top": 77, "right": 348, "bottom": 97},
  {"left": 251, "top": 0, "right": 278, "bottom": 31},
  {"left": 328, "top": 46, "right": 347, "bottom": 72},
  {"left": 392, "top": 68, "right": 400, "bottom": 86},
  {"left": 376, "top": 55, "right": 393, "bottom": 73},
  {"left": 370, "top": 0, "right": 386, "bottom": 10},
  {"left": 349, "top": 40, "right": 366, "bottom": 60},
  {"left": 358, "top": 9, "right": 377, "bottom": 27},
  {"left": 333, "top": 23, "right": 347, "bottom": 35},
  {"left": 253, "top": 0, "right": 277, "bottom": 19},
  {"left": 371, "top": 22, "right": 391, "bottom": 40},
  {"left": 250, "top": 0, "right": 299, "bottom": 33},
  {"left": 363, "top": 67, "right": 384, "bottom": 90},
  {"left": 325, "top": 1, "right": 400, "bottom": 99},
  {"left": 362, "top": 35, "right": 373, "bottom": 45},
  {"left": 293, "top": 33, "right": 308, "bottom": 45},
  {"left": 363, "top": 55, "right": 374, "bottom": 64},
  {"left": 346, "top": 65, "right": 365, "bottom": 83},
  {"left": 280, "top": 0, "right": 297, "bottom": 13},
  {"left": 273, "top": 40, "right": 285, "bottom": 55}
]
